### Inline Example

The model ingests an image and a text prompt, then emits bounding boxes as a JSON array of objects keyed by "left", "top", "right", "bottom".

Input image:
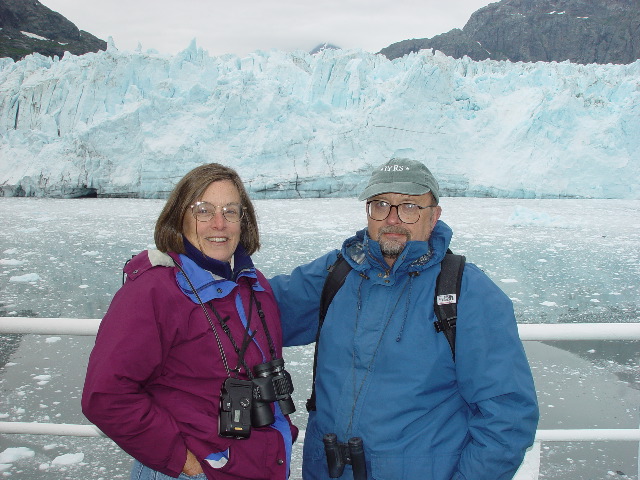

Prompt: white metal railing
[
  {"left": 0, "top": 317, "right": 101, "bottom": 335},
  {"left": 1, "top": 317, "right": 639, "bottom": 479},
  {"left": 3, "top": 317, "right": 640, "bottom": 339}
]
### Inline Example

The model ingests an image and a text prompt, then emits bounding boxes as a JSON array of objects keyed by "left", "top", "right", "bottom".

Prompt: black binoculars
[
  {"left": 219, "top": 358, "right": 295, "bottom": 438},
  {"left": 251, "top": 358, "right": 296, "bottom": 427},
  {"left": 323, "top": 433, "right": 367, "bottom": 480}
]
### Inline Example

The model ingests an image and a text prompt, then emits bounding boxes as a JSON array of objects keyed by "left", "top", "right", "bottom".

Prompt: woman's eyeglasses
[{"left": 190, "top": 201, "right": 244, "bottom": 223}]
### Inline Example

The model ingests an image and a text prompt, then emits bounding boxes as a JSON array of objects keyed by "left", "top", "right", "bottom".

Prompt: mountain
[
  {"left": 0, "top": 0, "right": 107, "bottom": 61},
  {"left": 1, "top": 45, "right": 638, "bottom": 199},
  {"left": 310, "top": 43, "right": 341, "bottom": 55},
  {"left": 379, "top": 0, "right": 640, "bottom": 64}
]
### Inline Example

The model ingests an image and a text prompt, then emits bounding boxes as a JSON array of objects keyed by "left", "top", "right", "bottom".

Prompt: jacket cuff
[{"left": 162, "top": 446, "right": 188, "bottom": 478}]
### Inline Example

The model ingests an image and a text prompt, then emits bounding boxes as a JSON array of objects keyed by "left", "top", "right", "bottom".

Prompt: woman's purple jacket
[{"left": 82, "top": 249, "right": 298, "bottom": 480}]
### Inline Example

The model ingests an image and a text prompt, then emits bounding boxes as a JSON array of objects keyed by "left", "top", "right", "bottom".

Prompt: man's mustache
[{"left": 378, "top": 226, "right": 411, "bottom": 240}]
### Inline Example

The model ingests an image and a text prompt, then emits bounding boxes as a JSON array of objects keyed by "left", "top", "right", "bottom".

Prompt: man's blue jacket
[{"left": 270, "top": 220, "right": 539, "bottom": 480}]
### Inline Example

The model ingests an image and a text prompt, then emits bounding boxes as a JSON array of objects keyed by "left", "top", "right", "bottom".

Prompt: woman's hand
[{"left": 183, "top": 449, "right": 204, "bottom": 476}]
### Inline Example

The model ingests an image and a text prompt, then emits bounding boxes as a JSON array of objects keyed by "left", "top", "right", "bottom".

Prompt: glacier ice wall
[{"left": 0, "top": 41, "right": 638, "bottom": 199}]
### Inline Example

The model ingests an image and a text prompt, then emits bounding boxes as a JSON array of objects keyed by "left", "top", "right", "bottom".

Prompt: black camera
[
  {"left": 251, "top": 358, "right": 296, "bottom": 427},
  {"left": 219, "top": 377, "right": 253, "bottom": 438},
  {"left": 323, "top": 434, "right": 367, "bottom": 480}
]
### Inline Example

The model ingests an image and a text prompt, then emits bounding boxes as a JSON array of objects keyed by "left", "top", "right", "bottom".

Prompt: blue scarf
[{"left": 182, "top": 236, "right": 254, "bottom": 281}]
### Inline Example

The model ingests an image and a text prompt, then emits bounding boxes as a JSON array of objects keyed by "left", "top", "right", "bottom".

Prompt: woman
[{"left": 82, "top": 163, "right": 298, "bottom": 480}]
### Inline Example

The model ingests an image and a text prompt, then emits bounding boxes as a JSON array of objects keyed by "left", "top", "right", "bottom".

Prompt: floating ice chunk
[
  {"left": 507, "top": 206, "right": 560, "bottom": 226},
  {"left": 79, "top": 284, "right": 89, "bottom": 289},
  {"left": 33, "top": 374, "right": 52, "bottom": 385},
  {"left": 82, "top": 251, "right": 99, "bottom": 256},
  {"left": 45, "top": 337, "right": 62, "bottom": 343},
  {"left": 0, "top": 258, "right": 23, "bottom": 265},
  {"left": 2, "top": 248, "right": 17, "bottom": 255},
  {"left": 540, "top": 301, "right": 557, "bottom": 307},
  {"left": 52, "top": 452, "right": 84, "bottom": 465},
  {"left": 0, "top": 446, "right": 35, "bottom": 463},
  {"left": 9, "top": 273, "right": 41, "bottom": 282},
  {"left": 500, "top": 278, "right": 518, "bottom": 283}
]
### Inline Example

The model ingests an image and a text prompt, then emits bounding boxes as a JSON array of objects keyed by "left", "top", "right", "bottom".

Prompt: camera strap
[
  {"left": 172, "top": 259, "right": 232, "bottom": 376},
  {"left": 207, "top": 300, "right": 255, "bottom": 378},
  {"left": 209, "top": 275, "right": 281, "bottom": 379},
  {"left": 250, "top": 282, "right": 278, "bottom": 361},
  {"left": 174, "top": 258, "right": 280, "bottom": 379}
]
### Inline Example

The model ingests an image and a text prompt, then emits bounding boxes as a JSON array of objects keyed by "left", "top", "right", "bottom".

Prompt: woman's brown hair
[{"left": 154, "top": 163, "right": 260, "bottom": 255}]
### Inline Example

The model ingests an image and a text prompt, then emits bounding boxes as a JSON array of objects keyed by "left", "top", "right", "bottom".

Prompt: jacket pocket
[
  {"left": 371, "top": 453, "right": 460, "bottom": 480},
  {"left": 301, "top": 416, "right": 327, "bottom": 462}
]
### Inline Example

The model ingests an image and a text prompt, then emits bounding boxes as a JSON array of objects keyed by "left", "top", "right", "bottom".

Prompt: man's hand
[{"left": 183, "top": 449, "right": 204, "bottom": 476}]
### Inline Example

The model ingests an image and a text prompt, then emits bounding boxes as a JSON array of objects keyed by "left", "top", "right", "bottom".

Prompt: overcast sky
[{"left": 41, "top": 0, "right": 494, "bottom": 56}]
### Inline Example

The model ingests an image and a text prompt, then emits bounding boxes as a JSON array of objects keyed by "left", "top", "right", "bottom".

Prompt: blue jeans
[{"left": 130, "top": 459, "right": 207, "bottom": 480}]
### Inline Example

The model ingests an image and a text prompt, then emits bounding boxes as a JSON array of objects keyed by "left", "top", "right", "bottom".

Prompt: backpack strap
[
  {"left": 433, "top": 253, "right": 466, "bottom": 361},
  {"left": 306, "top": 253, "right": 353, "bottom": 412},
  {"left": 319, "top": 254, "right": 353, "bottom": 325}
]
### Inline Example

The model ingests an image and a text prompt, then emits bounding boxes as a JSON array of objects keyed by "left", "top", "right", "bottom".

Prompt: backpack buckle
[{"left": 433, "top": 316, "right": 457, "bottom": 333}]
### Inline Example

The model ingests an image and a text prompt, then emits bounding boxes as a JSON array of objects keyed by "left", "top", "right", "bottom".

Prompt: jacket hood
[
  {"left": 341, "top": 220, "right": 453, "bottom": 273},
  {"left": 123, "top": 249, "right": 264, "bottom": 305},
  {"left": 183, "top": 236, "right": 255, "bottom": 281},
  {"left": 176, "top": 254, "right": 264, "bottom": 305}
]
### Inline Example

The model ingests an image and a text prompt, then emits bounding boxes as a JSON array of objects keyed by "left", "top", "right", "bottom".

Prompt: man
[{"left": 270, "top": 157, "right": 539, "bottom": 480}]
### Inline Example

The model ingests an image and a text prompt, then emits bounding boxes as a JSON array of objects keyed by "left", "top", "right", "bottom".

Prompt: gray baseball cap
[{"left": 358, "top": 158, "right": 440, "bottom": 204}]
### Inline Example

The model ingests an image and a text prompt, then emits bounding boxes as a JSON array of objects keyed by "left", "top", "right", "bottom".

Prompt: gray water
[{"left": 1, "top": 197, "right": 639, "bottom": 479}]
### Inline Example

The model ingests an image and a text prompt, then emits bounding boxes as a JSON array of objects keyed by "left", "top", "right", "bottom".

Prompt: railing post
[{"left": 513, "top": 442, "right": 541, "bottom": 480}]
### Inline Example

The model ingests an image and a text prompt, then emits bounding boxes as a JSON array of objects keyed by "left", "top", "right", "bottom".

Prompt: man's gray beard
[
  {"left": 377, "top": 226, "right": 410, "bottom": 259},
  {"left": 380, "top": 240, "right": 405, "bottom": 259}
]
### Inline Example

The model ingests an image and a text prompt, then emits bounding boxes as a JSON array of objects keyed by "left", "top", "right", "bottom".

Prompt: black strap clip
[{"left": 433, "top": 315, "right": 457, "bottom": 333}]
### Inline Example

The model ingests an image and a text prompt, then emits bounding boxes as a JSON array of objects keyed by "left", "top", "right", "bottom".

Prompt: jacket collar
[
  {"left": 173, "top": 251, "right": 264, "bottom": 305},
  {"left": 182, "top": 236, "right": 255, "bottom": 281},
  {"left": 343, "top": 220, "right": 453, "bottom": 273}
]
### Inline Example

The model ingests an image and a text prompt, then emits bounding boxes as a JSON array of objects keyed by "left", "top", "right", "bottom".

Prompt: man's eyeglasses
[
  {"left": 366, "top": 200, "right": 437, "bottom": 224},
  {"left": 190, "top": 201, "right": 244, "bottom": 223}
]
